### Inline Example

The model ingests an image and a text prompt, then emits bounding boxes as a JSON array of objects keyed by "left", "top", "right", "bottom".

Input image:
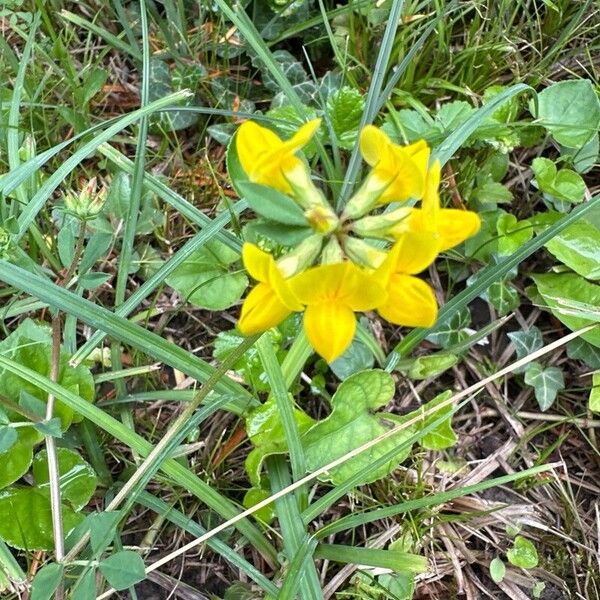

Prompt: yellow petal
[
  {"left": 242, "top": 243, "right": 271, "bottom": 283},
  {"left": 360, "top": 125, "right": 391, "bottom": 166},
  {"left": 303, "top": 301, "right": 356, "bottom": 363},
  {"left": 268, "top": 260, "right": 304, "bottom": 311},
  {"left": 377, "top": 274, "right": 437, "bottom": 327},
  {"left": 289, "top": 262, "right": 386, "bottom": 310},
  {"left": 343, "top": 265, "right": 388, "bottom": 311},
  {"left": 237, "top": 121, "right": 282, "bottom": 179},
  {"left": 437, "top": 209, "right": 481, "bottom": 251},
  {"left": 379, "top": 151, "right": 426, "bottom": 203},
  {"left": 289, "top": 262, "right": 350, "bottom": 304},
  {"left": 283, "top": 118, "right": 322, "bottom": 153},
  {"left": 406, "top": 140, "right": 431, "bottom": 180},
  {"left": 393, "top": 231, "right": 439, "bottom": 275},
  {"left": 238, "top": 283, "right": 291, "bottom": 335},
  {"left": 422, "top": 160, "right": 441, "bottom": 222}
]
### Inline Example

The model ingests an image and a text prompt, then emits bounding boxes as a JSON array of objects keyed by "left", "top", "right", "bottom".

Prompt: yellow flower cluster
[{"left": 235, "top": 119, "right": 481, "bottom": 363}]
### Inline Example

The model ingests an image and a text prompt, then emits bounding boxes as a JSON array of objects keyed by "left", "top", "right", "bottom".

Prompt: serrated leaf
[
  {"left": 99, "top": 550, "right": 146, "bottom": 590},
  {"left": 524, "top": 363, "right": 564, "bottom": 411},
  {"left": 301, "top": 370, "right": 415, "bottom": 484},
  {"left": 506, "top": 535, "right": 538, "bottom": 569},
  {"left": 326, "top": 87, "right": 364, "bottom": 149}
]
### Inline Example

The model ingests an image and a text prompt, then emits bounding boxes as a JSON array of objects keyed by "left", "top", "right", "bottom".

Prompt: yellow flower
[
  {"left": 390, "top": 161, "right": 481, "bottom": 251},
  {"left": 375, "top": 232, "right": 438, "bottom": 328},
  {"left": 289, "top": 262, "right": 386, "bottom": 363},
  {"left": 360, "top": 126, "right": 430, "bottom": 203},
  {"left": 238, "top": 244, "right": 303, "bottom": 335},
  {"left": 236, "top": 119, "right": 321, "bottom": 195},
  {"left": 342, "top": 127, "right": 430, "bottom": 219}
]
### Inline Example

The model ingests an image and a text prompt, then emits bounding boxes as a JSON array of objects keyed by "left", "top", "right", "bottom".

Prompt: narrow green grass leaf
[
  {"left": 267, "top": 456, "right": 323, "bottom": 600},
  {"left": 0, "top": 261, "right": 255, "bottom": 408},
  {"left": 60, "top": 10, "right": 141, "bottom": 60},
  {"left": 97, "top": 143, "right": 243, "bottom": 250},
  {"left": 72, "top": 205, "right": 244, "bottom": 364},
  {"left": 278, "top": 536, "right": 318, "bottom": 600},
  {"left": 137, "top": 491, "right": 279, "bottom": 596},
  {"left": 0, "top": 354, "right": 277, "bottom": 563},
  {"left": 7, "top": 13, "right": 40, "bottom": 215},
  {"left": 387, "top": 193, "right": 600, "bottom": 366},
  {"left": 315, "top": 544, "right": 427, "bottom": 573},
  {"left": 15, "top": 90, "right": 192, "bottom": 240},
  {"left": 315, "top": 464, "right": 552, "bottom": 538}
]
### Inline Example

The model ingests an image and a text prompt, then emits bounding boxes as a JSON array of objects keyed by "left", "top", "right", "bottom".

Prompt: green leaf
[
  {"left": 545, "top": 220, "right": 600, "bottom": 280},
  {"left": 326, "top": 87, "right": 365, "bottom": 149},
  {"left": 32, "top": 417, "right": 62, "bottom": 438},
  {"left": 242, "top": 487, "right": 275, "bottom": 525},
  {"left": 98, "top": 550, "right": 145, "bottom": 590},
  {"left": 496, "top": 213, "right": 533, "bottom": 256},
  {"left": 532, "top": 157, "right": 586, "bottom": 203},
  {"left": 567, "top": 337, "right": 600, "bottom": 369},
  {"left": 0, "top": 431, "right": 36, "bottom": 489},
  {"left": 377, "top": 573, "right": 415, "bottom": 600},
  {"left": 489, "top": 557, "right": 505, "bottom": 584},
  {"left": 524, "top": 363, "right": 564, "bottom": 411},
  {"left": 245, "top": 395, "right": 314, "bottom": 487},
  {"left": 0, "top": 427, "right": 17, "bottom": 453},
  {"left": 33, "top": 448, "right": 97, "bottom": 511},
  {"left": 314, "top": 543, "right": 427, "bottom": 573},
  {"left": 72, "top": 569, "right": 96, "bottom": 600},
  {"left": 532, "top": 273, "right": 600, "bottom": 348},
  {"left": 533, "top": 582, "right": 546, "bottom": 599},
  {"left": 243, "top": 219, "right": 312, "bottom": 246},
  {"left": 426, "top": 307, "right": 471, "bottom": 348},
  {"left": 301, "top": 370, "right": 415, "bottom": 485},
  {"left": 561, "top": 134, "right": 599, "bottom": 174},
  {"left": 237, "top": 181, "right": 308, "bottom": 226},
  {"left": 30, "top": 563, "right": 64, "bottom": 600},
  {"left": 536, "top": 80, "right": 600, "bottom": 148},
  {"left": 589, "top": 372, "right": 600, "bottom": 413},
  {"left": 88, "top": 511, "right": 122, "bottom": 555},
  {"left": 0, "top": 319, "right": 94, "bottom": 429},
  {"left": 419, "top": 391, "right": 457, "bottom": 450},
  {"left": 407, "top": 354, "right": 458, "bottom": 380},
  {"left": 506, "top": 535, "right": 539, "bottom": 569},
  {"left": 484, "top": 280, "right": 520, "bottom": 316},
  {"left": 165, "top": 240, "right": 248, "bottom": 310},
  {"left": 330, "top": 338, "right": 374, "bottom": 380},
  {"left": 507, "top": 327, "right": 543, "bottom": 374},
  {"left": 473, "top": 181, "right": 513, "bottom": 206},
  {"left": 0, "top": 487, "right": 83, "bottom": 550}
]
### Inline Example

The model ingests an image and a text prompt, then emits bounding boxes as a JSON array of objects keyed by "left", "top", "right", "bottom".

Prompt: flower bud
[
  {"left": 351, "top": 206, "right": 412, "bottom": 240},
  {"left": 343, "top": 236, "right": 387, "bottom": 269},
  {"left": 277, "top": 234, "right": 323, "bottom": 277},
  {"left": 304, "top": 204, "right": 339, "bottom": 234},
  {"left": 341, "top": 172, "right": 390, "bottom": 220},
  {"left": 64, "top": 177, "right": 107, "bottom": 220},
  {"left": 320, "top": 236, "right": 344, "bottom": 264}
]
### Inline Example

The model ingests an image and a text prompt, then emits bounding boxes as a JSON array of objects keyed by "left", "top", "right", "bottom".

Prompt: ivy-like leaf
[
  {"left": 507, "top": 327, "right": 543, "bottom": 374},
  {"left": 301, "top": 370, "right": 415, "bottom": 485},
  {"left": 524, "top": 363, "right": 564, "bottom": 411}
]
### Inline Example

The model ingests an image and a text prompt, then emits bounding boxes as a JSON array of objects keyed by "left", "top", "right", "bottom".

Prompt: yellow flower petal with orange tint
[{"left": 377, "top": 274, "right": 438, "bottom": 328}]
